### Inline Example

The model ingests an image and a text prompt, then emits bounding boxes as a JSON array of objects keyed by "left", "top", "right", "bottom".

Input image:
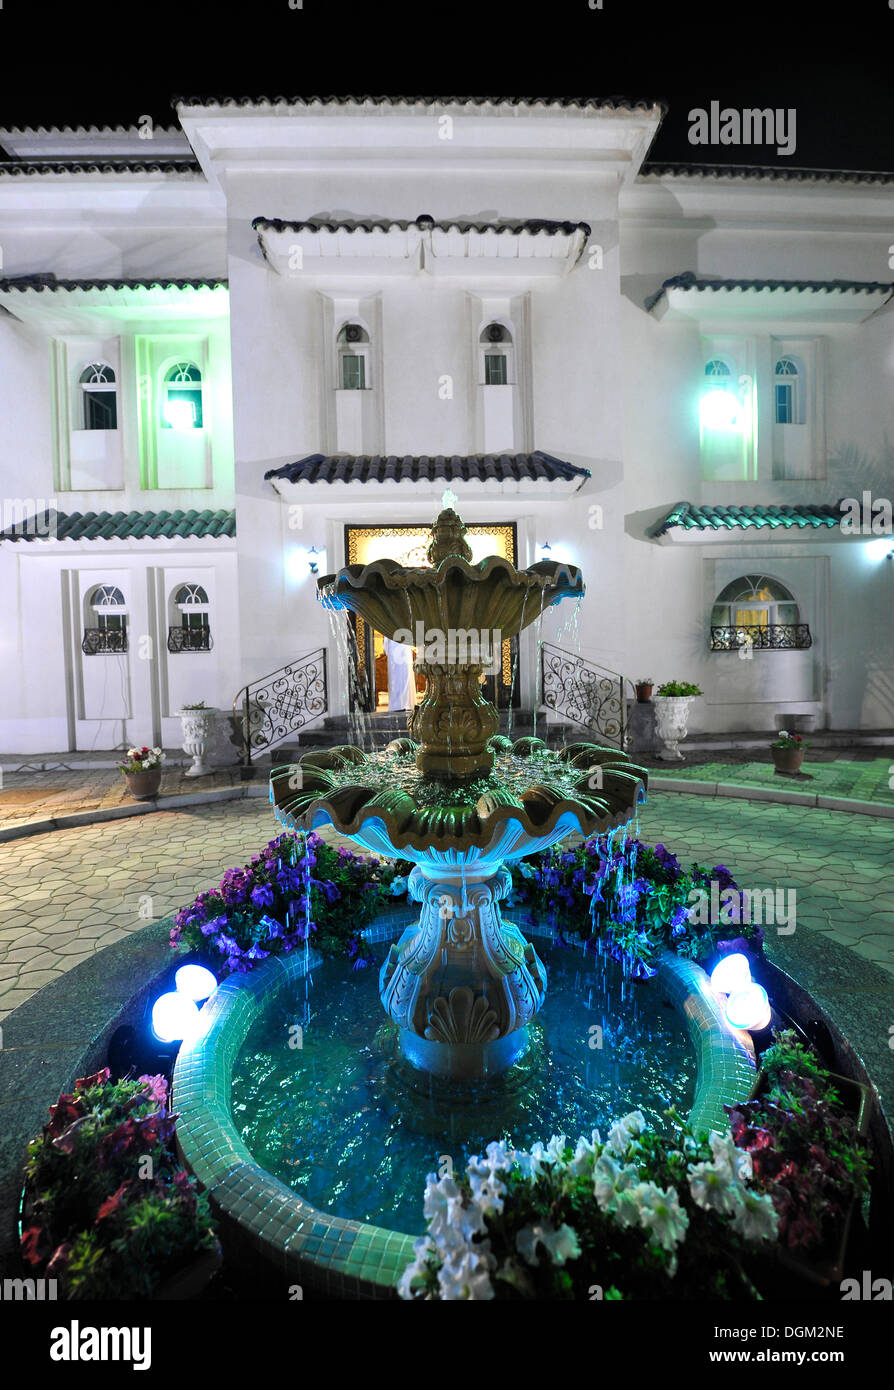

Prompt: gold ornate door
[{"left": 342, "top": 522, "right": 520, "bottom": 714}]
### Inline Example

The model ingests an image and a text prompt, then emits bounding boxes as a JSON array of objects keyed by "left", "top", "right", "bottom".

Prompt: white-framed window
[
  {"left": 774, "top": 356, "right": 801, "bottom": 425},
  {"left": 336, "top": 322, "right": 369, "bottom": 391},
  {"left": 710, "top": 575, "right": 808, "bottom": 650},
  {"left": 480, "top": 322, "right": 513, "bottom": 386},
  {"left": 168, "top": 583, "right": 212, "bottom": 652},
  {"left": 704, "top": 357, "right": 733, "bottom": 380},
  {"left": 162, "top": 361, "right": 204, "bottom": 430},
  {"left": 79, "top": 362, "right": 117, "bottom": 431},
  {"left": 83, "top": 584, "right": 128, "bottom": 654}
]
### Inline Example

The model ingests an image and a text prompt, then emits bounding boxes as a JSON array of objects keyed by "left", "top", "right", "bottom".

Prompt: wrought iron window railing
[
  {"left": 710, "top": 623, "right": 812, "bottom": 651},
  {"left": 233, "top": 648, "right": 328, "bottom": 765},
  {"left": 82, "top": 627, "right": 128, "bottom": 655},
  {"left": 539, "top": 642, "right": 627, "bottom": 748},
  {"left": 168, "top": 625, "right": 213, "bottom": 653}
]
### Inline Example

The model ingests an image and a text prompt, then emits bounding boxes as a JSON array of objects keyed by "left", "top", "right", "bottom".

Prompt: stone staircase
[{"left": 264, "top": 707, "right": 584, "bottom": 766}]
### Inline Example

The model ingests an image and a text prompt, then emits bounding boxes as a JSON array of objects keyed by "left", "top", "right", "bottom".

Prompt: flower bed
[
  {"left": 170, "top": 830, "right": 405, "bottom": 975},
  {"left": 510, "top": 835, "right": 764, "bottom": 976},
  {"left": 21, "top": 1070, "right": 217, "bottom": 1300},
  {"left": 727, "top": 1032, "right": 871, "bottom": 1273},
  {"left": 398, "top": 1033, "right": 871, "bottom": 1300}
]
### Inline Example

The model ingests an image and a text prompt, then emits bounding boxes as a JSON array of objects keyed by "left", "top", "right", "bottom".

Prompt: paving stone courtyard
[{"left": 1, "top": 790, "right": 892, "bottom": 1022}]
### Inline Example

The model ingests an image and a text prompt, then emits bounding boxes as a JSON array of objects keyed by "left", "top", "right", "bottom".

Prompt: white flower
[
  {"left": 513, "top": 1141, "right": 548, "bottom": 1180},
  {"left": 593, "top": 1154, "right": 640, "bottom": 1214},
  {"left": 632, "top": 1182, "right": 690, "bottom": 1252},
  {"left": 467, "top": 1169, "right": 506, "bottom": 1216},
  {"left": 544, "top": 1134, "right": 569, "bottom": 1166},
  {"left": 126, "top": 747, "right": 140, "bottom": 759},
  {"left": 688, "top": 1160, "right": 738, "bottom": 1216},
  {"left": 397, "top": 1236, "right": 437, "bottom": 1300},
  {"left": 612, "top": 1186, "right": 644, "bottom": 1230},
  {"left": 708, "top": 1130, "right": 753, "bottom": 1184},
  {"left": 467, "top": 1139, "right": 513, "bottom": 1178},
  {"left": 606, "top": 1110, "right": 647, "bottom": 1157},
  {"left": 436, "top": 1247, "right": 495, "bottom": 1300},
  {"left": 516, "top": 1221, "right": 581, "bottom": 1268},
  {"left": 730, "top": 1189, "right": 779, "bottom": 1243},
  {"left": 567, "top": 1132, "right": 598, "bottom": 1177}
]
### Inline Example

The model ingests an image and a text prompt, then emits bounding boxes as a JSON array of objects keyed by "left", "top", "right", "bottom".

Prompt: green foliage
[
  {"left": 22, "top": 1071, "right": 216, "bottom": 1300},
  {"left": 655, "top": 680, "right": 703, "bottom": 697}
]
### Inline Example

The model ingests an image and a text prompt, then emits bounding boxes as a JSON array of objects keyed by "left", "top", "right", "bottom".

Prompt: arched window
[
  {"left": 480, "top": 322, "right": 512, "bottom": 386},
  {"left": 79, "top": 362, "right": 117, "bottom": 431},
  {"left": 168, "top": 583, "right": 212, "bottom": 652},
  {"left": 162, "top": 361, "right": 203, "bottom": 430},
  {"left": 704, "top": 358, "right": 732, "bottom": 379},
  {"left": 83, "top": 584, "right": 128, "bottom": 654},
  {"left": 710, "top": 575, "right": 810, "bottom": 650},
  {"left": 774, "top": 356, "right": 801, "bottom": 425},
  {"left": 336, "top": 322, "right": 369, "bottom": 391}
]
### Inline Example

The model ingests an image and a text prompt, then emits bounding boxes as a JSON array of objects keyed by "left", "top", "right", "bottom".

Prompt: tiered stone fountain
[{"left": 270, "top": 506, "right": 648, "bottom": 1078}]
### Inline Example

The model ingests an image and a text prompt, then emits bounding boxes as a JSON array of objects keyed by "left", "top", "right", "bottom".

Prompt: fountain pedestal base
[
  {"left": 398, "top": 1026, "right": 529, "bottom": 1080},
  {"left": 379, "top": 864, "right": 546, "bottom": 1078}
]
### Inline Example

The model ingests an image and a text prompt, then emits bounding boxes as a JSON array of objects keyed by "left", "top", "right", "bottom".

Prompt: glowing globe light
[
  {"left": 725, "top": 984, "right": 772, "bottom": 1032},
  {"left": 151, "top": 991, "right": 201, "bottom": 1044},
  {"left": 163, "top": 397, "right": 197, "bottom": 430},
  {"left": 700, "top": 388, "right": 740, "bottom": 432},
  {"left": 174, "top": 963, "right": 217, "bottom": 1002},
  {"left": 710, "top": 952, "right": 752, "bottom": 996}
]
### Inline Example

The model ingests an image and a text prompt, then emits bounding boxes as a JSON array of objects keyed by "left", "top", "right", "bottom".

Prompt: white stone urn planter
[
  {"left": 653, "top": 695, "right": 698, "bottom": 761},
  {"left": 176, "top": 706, "right": 221, "bottom": 777}
]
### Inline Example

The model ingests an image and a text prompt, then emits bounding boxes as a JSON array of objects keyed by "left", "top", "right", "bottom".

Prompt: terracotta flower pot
[
  {"left": 124, "top": 766, "right": 162, "bottom": 800},
  {"left": 635, "top": 684, "right": 653, "bottom": 703},
  {"left": 771, "top": 746, "right": 805, "bottom": 775}
]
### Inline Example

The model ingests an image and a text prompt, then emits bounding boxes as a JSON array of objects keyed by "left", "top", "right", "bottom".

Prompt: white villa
[{"left": 1, "top": 96, "right": 892, "bottom": 760}]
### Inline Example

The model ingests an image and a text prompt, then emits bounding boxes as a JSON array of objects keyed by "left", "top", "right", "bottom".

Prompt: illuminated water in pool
[{"left": 230, "top": 937, "right": 695, "bottom": 1235}]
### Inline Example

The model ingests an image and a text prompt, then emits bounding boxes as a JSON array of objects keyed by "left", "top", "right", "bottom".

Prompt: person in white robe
[{"left": 384, "top": 636, "right": 417, "bottom": 712}]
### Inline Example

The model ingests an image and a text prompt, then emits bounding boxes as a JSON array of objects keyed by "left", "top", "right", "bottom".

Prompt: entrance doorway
[{"left": 343, "top": 521, "right": 521, "bottom": 715}]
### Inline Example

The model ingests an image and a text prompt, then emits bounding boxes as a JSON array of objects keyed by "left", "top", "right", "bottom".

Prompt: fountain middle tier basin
[{"left": 270, "top": 737, "right": 648, "bottom": 1077}]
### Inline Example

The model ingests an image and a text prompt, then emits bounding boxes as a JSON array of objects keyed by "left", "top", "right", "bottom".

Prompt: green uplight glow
[
  {"left": 700, "top": 388, "right": 741, "bottom": 432},
  {"left": 163, "top": 397, "right": 198, "bottom": 430}
]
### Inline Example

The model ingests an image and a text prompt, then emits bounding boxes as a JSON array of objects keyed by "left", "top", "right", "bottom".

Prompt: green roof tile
[
  {"left": 0, "top": 507, "right": 236, "bottom": 542},
  {"left": 649, "top": 501, "right": 845, "bottom": 538}
]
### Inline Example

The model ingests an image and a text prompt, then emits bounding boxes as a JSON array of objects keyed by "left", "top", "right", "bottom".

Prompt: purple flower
[{"left": 251, "top": 883, "right": 275, "bottom": 909}]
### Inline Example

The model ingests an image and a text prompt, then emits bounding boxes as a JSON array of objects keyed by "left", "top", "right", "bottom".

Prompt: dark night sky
[{"left": 0, "top": 0, "right": 891, "bottom": 171}]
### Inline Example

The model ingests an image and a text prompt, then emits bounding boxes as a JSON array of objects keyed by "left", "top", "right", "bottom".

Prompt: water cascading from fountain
[{"left": 270, "top": 502, "right": 649, "bottom": 1079}]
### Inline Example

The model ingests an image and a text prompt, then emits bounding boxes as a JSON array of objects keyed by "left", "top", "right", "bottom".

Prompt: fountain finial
[
  {"left": 441, "top": 486, "right": 459, "bottom": 511},
  {"left": 427, "top": 506, "right": 473, "bottom": 566}
]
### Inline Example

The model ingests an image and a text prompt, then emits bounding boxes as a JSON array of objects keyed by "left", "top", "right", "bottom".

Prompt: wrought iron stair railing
[
  {"left": 234, "top": 648, "right": 328, "bottom": 766},
  {"left": 539, "top": 642, "right": 629, "bottom": 748},
  {"left": 710, "top": 623, "right": 812, "bottom": 651}
]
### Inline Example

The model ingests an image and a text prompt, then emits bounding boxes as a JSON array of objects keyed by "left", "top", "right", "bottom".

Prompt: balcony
[
  {"left": 168, "top": 625, "right": 213, "bottom": 653},
  {"left": 81, "top": 627, "right": 128, "bottom": 655},
  {"left": 710, "top": 623, "right": 812, "bottom": 651}
]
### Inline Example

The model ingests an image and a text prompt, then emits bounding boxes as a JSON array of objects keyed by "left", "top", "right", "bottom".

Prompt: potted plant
[
  {"left": 118, "top": 746, "right": 165, "bottom": 799},
  {"left": 653, "top": 681, "right": 703, "bottom": 761},
  {"left": 20, "top": 1070, "right": 220, "bottom": 1300},
  {"left": 634, "top": 677, "right": 654, "bottom": 703},
  {"left": 176, "top": 700, "right": 221, "bottom": 778},
  {"left": 770, "top": 730, "right": 807, "bottom": 775}
]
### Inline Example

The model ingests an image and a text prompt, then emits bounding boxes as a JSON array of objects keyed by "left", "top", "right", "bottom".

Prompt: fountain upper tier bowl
[
  {"left": 270, "top": 737, "right": 648, "bottom": 871},
  {"left": 317, "top": 507, "right": 584, "bottom": 779}
]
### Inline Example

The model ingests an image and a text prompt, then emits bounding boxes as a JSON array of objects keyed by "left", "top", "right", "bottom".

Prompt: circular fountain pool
[
  {"left": 231, "top": 937, "right": 696, "bottom": 1234},
  {"left": 173, "top": 908, "right": 755, "bottom": 1297}
]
